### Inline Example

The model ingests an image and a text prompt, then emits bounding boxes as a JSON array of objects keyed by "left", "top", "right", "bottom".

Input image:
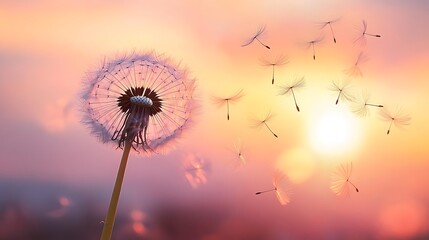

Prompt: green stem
[{"left": 100, "top": 140, "right": 132, "bottom": 240}]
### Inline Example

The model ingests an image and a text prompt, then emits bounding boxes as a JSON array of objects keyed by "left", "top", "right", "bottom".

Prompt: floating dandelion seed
[
  {"left": 354, "top": 20, "right": 381, "bottom": 46},
  {"left": 318, "top": 17, "right": 341, "bottom": 43},
  {"left": 80, "top": 52, "right": 196, "bottom": 240},
  {"left": 231, "top": 138, "right": 246, "bottom": 167},
  {"left": 329, "top": 79, "right": 355, "bottom": 105},
  {"left": 256, "top": 171, "right": 291, "bottom": 205},
  {"left": 260, "top": 55, "right": 289, "bottom": 84},
  {"left": 251, "top": 111, "right": 278, "bottom": 138},
  {"left": 241, "top": 25, "right": 271, "bottom": 49},
  {"left": 350, "top": 90, "right": 383, "bottom": 117},
  {"left": 278, "top": 76, "right": 305, "bottom": 112},
  {"left": 304, "top": 36, "right": 324, "bottom": 60},
  {"left": 330, "top": 162, "right": 359, "bottom": 197},
  {"left": 344, "top": 52, "right": 368, "bottom": 78},
  {"left": 183, "top": 154, "right": 210, "bottom": 189},
  {"left": 212, "top": 89, "right": 244, "bottom": 120},
  {"left": 378, "top": 106, "right": 411, "bottom": 135}
]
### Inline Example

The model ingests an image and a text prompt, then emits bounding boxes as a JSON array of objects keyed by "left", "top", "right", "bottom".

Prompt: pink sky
[{"left": 1, "top": 0, "right": 429, "bottom": 239}]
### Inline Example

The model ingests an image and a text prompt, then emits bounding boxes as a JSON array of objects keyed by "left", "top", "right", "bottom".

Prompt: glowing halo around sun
[{"left": 308, "top": 105, "right": 362, "bottom": 155}]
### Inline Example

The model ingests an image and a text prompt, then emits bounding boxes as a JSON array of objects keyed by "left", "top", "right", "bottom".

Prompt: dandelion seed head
[
  {"left": 231, "top": 138, "right": 247, "bottom": 167},
  {"left": 304, "top": 36, "right": 324, "bottom": 48},
  {"left": 317, "top": 17, "right": 341, "bottom": 28},
  {"left": 273, "top": 171, "right": 291, "bottom": 205},
  {"left": 211, "top": 89, "right": 245, "bottom": 107},
  {"left": 378, "top": 106, "right": 411, "bottom": 134},
  {"left": 330, "top": 162, "right": 358, "bottom": 197},
  {"left": 329, "top": 79, "right": 356, "bottom": 104},
  {"left": 277, "top": 76, "right": 305, "bottom": 96},
  {"left": 354, "top": 20, "right": 380, "bottom": 46},
  {"left": 259, "top": 55, "right": 289, "bottom": 67},
  {"left": 250, "top": 111, "right": 274, "bottom": 128},
  {"left": 350, "top": 90, "right": 382, "bottom": 117},
  {"left": 241, "top": 25, "right": 270, "bottom": 48},
  {"left": 80, "top": 52, "right": 196, "bottom": 154},
  {"left": 129, "top": 95, "right": 153, "bottom": 107}
]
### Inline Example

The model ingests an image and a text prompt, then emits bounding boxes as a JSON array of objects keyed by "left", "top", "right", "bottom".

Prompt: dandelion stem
[
  {"left": 256, "top": 37, "right": 271, "bottom": 49},
  {"left": 100, "top": 140, "right": 132, "bottom": 240},
  {"left": 336, "top": 91, "right": 341, "bottom": 105},
  {"left": 263, "top": 121, "right": 278, "bottom": 138},
  {"left": 291, "top": 89, "right": 300, "bottom": 112},
  {"left": 347, "top": 179, "right": 359, "bottom": 192},
  {"left": 329, "top": 23, "right": 336, "bottom": 43},
  {"left": 272, "top": 66, "right": 275, "bottom": 84},
  {"left": 255, "top": 188, "right": 276, "bottom": 195},
  {"left": 366, "top": 33, "right": 381, "bottom": 38},
  {"left": 226, "top": 99, "right": 230, "bottom": 120},
  {"left": 312, "top": 44, "right": 316, "bottom": 60},
  {"left": 387, "top": 121, "right": 393, "bottom": 135},
  {"left": 366, "top": 103, "right": 383, "bottom": 108}
]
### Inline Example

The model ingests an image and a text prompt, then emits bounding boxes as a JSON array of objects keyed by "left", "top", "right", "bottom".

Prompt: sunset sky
[{"left": 1, "top": 0, "right": 429, "bottom": 239}]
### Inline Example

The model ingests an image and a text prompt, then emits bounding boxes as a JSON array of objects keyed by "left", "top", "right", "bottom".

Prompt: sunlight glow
[
  {"left": 309, "top": 106, "right": 361, "bottom": 155},
  {"left": 276, "top": 148, "right": 315, "bottom": 184}
]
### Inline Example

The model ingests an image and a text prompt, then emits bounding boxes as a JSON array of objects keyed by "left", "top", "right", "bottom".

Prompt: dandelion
[
  {"left": 256, "top": 171, "right": 291, "bottom": 205},
  {"left": 330, "top": 162, "right": 359, "bottom": 197},
  {"left": 278, "top": 76, "right": 305, "bottom": 112},
  {"left": 317, "top": 17, "right": 341, "bottom": 43},
  {"left": 80, "top": 52, "right": 196, "bottom": 240},
  {"left": 304, "top": 36, "right": 324, "bottom": 60},
  {"left": 231, "top": 138, "right": 246, "bottom": 167},
  {"left": 354, "top": 20, "right": 381, "bottom": 46},
  {"left": 183, "top": 154, "right": 210, "bottom": 189},
  {"left": 212, "top": 89, "right": 245, "bottom": 120},
  {"left": 241, "top": 25, "right": 271, "bottom": 49},
  {"left": 260, "top": 55, "right": 289, "bottom": 84},
  {"left": 350, "top": 90, "right": 383, "bottom": 117},
  {"left": 344, "top": 52, "right": 368, "bottom": 78},
  {"left": 251, "top": 111, "right": 278, "bottom": 138},
  {"left": 329, "top": 79, "right": 355, "bottom": 105},
  {"left": 378, "top": 106, "right": 411, "bottom": 135}
]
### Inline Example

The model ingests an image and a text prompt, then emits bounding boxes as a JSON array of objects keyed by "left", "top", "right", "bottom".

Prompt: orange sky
[{"left": 1, "top": 0, "right": 429, "bottom": 239}]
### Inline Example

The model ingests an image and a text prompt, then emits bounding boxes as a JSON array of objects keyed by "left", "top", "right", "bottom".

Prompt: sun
[{"left": 308, "top": 105, "right": 361, "bottom": 155}]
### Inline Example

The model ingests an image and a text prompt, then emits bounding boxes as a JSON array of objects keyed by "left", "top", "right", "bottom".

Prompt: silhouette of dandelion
[
  {"left": 344, "top": 52, "right": 368, "bottom": 78},
  {"left": 241, "top": 25, "right": 271, "bottom": 49},
  {"left": 317, "top": 17, "right": 341, "bottom": 43},
  {"left": 256, "top": 171, "right": 291, "bottom": 205},
  {"left": 329, "top": 79, "right": 355, "bottom": 105},
  {"left": 212, "top": 89, "right": 245, "bottom": 120},
  {"left": 80, "top": 52, "right": 196, "bottom": 240},
  {"left": 260, "top": 55, "right": 289, "bottom": 84},
  {"left": 354, "top": 20, "right": 381, "bottom": 46},
  {"left": 304, "top": 36, "right": 324, "bottom": 60},
  {"left": 330, "top": 162, "right": 359, "bottom": 197},
  {"left": 278, "top": 76, "right": 305, "bottom": 112},
  {"left": 378, "top": 106, "right": 411, "bottom": 135},
  {"left": 251, "top": 111, "right": 278, "bottom": 138},
  {"left": 350, "top": 90, "right": 383, "bottom": 117}
]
